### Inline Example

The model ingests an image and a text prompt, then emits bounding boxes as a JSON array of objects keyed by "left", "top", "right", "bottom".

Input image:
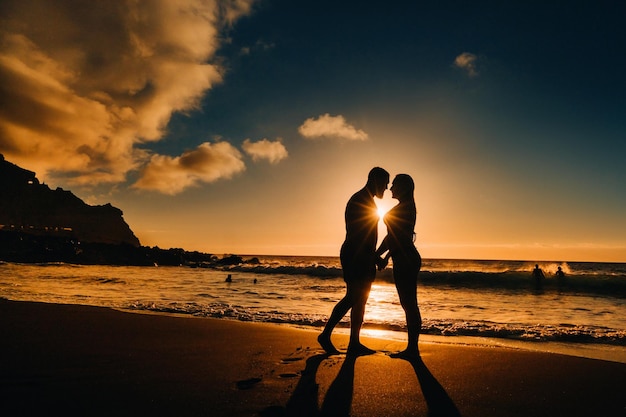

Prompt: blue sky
[{"left": 1, "top": 0, "right": 625, "bottom": 261}]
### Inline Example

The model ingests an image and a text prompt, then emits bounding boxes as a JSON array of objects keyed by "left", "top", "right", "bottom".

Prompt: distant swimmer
[
  {"left": 532, "top": 264, "right": 545, "bottom": 289},
  {"left": 555, "top": 266, "right": 565, "bottom": 279},
  {"left": 225, "top": 274, "right": 232, "bottom": 283}
]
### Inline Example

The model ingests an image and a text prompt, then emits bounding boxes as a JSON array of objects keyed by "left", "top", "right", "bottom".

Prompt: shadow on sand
[
  {"left": 407, "top": 356, "right": 461, "bottom": 417},
  {"left": 260, "top": 353, "right": 460, "bottom": 417}
]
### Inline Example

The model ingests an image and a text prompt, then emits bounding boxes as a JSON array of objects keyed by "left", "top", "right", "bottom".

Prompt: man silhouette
[
  {"left": 532, "top": 264, "right": 545, "bottom": 290},
  {"left": 318, "top": 167, "right": 389, "bottom": 355}
]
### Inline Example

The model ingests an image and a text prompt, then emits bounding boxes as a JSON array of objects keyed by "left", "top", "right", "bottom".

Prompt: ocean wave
[
  {"left": 225, "top": 264, "right": 344, "bottom": 278},
  {"left": 418, "top": 271, "right": 626, "bottom": 297},
  {"left": 209, "top": 261, "right": 626, "bottom": 298},
  {"left": 124, "top": 300, "right": 626, "bottom": 346},
  {"left": 4, "top": 260, "right": 624, "bottom": 350}
]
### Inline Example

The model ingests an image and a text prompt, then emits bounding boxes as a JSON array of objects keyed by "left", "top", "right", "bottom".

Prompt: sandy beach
[{"left": 1, "top": 299, "right": 624, "bottom": 417}]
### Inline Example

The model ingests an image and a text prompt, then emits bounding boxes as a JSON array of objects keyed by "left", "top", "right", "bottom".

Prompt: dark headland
[{"left": 0, "top": 154, "right": 238, "bottom": 266}]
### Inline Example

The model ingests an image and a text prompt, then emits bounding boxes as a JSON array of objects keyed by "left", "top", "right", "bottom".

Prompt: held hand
[{"left": 376, "top": 256, "right": 389, "bottom": 271}]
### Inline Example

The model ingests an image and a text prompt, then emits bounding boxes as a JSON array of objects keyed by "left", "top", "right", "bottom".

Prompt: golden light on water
[{"left": 364, "top": 283, "right": 404, "bottom": 323}]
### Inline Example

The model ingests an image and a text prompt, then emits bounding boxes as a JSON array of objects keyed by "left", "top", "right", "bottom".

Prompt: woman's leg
[
  {"left": 392, "top": 258, "right": 421, "bottom": 357},
  {"left": 398, "top": 282, "right": 421, "bottom": 353}
]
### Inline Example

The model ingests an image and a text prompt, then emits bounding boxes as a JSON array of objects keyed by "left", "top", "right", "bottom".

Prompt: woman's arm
[
  {"left": 376, "top": 235, "right": 389, "bottom": 257},
  {"left": 376, "top": 236, "right": 390, "bottom": 270}
]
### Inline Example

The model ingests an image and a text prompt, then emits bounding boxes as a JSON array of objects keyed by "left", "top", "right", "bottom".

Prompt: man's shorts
[{"left": 341, "top": 254, "right": 376, "bottom": 284}]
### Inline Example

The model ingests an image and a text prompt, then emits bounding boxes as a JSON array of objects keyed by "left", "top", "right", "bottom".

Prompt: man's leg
[
  {"left": 347, "top": 281, "right": 375, "bottom": 355},
  {"left": 318, "top": 292, "right": 352, "bottom": 353}
]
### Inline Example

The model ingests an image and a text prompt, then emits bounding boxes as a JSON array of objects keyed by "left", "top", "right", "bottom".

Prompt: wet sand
[{"left": 1, "top": 299, "right": 624, "bottom": 416}]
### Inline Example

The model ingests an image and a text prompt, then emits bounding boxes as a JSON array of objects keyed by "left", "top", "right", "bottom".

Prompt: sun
[{"left": 375, "top": 198, "right": 395, "bottom": 219}]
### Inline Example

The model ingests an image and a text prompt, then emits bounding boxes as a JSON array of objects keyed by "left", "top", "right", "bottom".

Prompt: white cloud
[
  {"left": 242, "top": 138, "right": 288, "bottom": 164},
  {"left": 454, "top": 52, "right": 479, "bottom": 77},
  {"left": 0, "top": 0, "right": 255, "bottom": 185},
  {"left": 133, "top": 142, "right": 245, "bottom": 195},
  {"left": 298, "top": 114, "right": 369, "bottom": 141}
]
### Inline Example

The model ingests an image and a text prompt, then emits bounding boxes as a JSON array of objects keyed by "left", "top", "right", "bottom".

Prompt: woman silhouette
[{"left": 376, "top": 174, "right": 422, "bottom": 358}]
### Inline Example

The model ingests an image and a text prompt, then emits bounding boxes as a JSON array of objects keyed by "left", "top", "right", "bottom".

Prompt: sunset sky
[{"left": 1, "top": 0, "right": 625, "bottom": 262}]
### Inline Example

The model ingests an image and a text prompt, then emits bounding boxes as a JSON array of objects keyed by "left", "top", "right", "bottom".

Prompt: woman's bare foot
[{"left": 346, "top": 343, "right": 376, "bottom": 356}]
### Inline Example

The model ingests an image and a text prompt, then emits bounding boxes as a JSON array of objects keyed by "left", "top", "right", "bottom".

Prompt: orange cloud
[
  {"left": 242, "top": 138, "right": 288, "bottom": 164},
  {"left": 0, "top": 0, "right": 254, "bottom": 185},
  {"left": 454, "top": 52, "right": 479, "bottom": 77},
  {"left": 133, "top": 142, "right": 245, "bottom": 195},
  {"left": 298, "top": 114, "right": 369, "bottom": 141}
]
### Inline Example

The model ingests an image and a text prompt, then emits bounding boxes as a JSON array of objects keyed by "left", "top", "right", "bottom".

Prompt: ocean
[{"left": 1, "top": 256, "right": 625, "bottom": 363}]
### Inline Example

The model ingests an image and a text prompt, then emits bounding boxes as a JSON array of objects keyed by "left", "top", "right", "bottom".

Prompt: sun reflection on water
[{"left": 364, "top": 283, "right": 405, "bottom": 323}]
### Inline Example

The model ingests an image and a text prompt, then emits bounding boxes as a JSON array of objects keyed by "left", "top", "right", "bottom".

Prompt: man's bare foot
[
  {"left": 317, "top": 334, "right": 339, "bottom": 354},
  {"left": 346, "top": 343, "right": 376, "bottom": 356}
]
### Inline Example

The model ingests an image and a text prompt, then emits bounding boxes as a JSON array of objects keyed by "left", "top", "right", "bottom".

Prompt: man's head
[{"left": 367, "top": 167, "right": 390, "bottom": 199}]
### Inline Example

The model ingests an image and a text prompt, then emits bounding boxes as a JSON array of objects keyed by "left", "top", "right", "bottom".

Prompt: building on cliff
[{"left": 0, "top": 154, "right": 140, "bottom": 247}]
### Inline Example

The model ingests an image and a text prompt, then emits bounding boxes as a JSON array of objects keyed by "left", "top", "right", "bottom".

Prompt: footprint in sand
[
  {"left": 280, "top": 356, "right": 304, "bottom": 363},
  {"left": 236, "top": 377, "right": 262, "bottom": 390}
]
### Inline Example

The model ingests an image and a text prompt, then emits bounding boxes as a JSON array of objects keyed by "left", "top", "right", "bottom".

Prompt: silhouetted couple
[{"left": 318, "top": 167, "right": 422, "bottom": 358}]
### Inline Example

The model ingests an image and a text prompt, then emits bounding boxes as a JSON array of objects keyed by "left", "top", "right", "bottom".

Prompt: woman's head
[{"left": 391, "top": 174, "right": 414, "bottom": 200}]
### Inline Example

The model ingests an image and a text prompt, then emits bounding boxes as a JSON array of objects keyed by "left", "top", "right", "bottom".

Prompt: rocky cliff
[{"left": 0, "top": 154, "right": 140, "bottom": 247}]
